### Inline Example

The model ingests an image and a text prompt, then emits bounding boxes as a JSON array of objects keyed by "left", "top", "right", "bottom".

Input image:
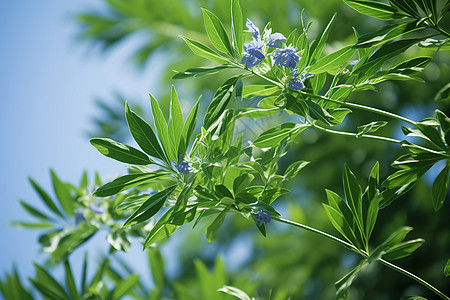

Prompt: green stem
[
  {"left": 273, "top": 217, "right": 449, "bottom": 299},
  {"left": 379, "top": 258, "right": 450, "bottom": 300},
  {"left": 273, "top": 217, "right": 366, "bottom": 256},
  {"left": 299, "top": 91, "right": 417, "bottom": 125},
  {"left": 312, "top": 123, "right": 402, "bottom": 144}
]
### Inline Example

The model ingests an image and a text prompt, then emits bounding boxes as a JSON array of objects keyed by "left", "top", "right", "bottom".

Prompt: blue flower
[
  {"left": 300, "top": 73, "right": 314, "bottom": 81},
  {"left": 267, "top": 32, "right": 286, "bottom": 48},
  {"left": 241, "top": 40, "right": 265, "bottom": 68},
  {"left": 75, "top": 209, "right": 86, "bottom": 225},
  {"left": 246, "top": 18, "right": 260, "bottom": 40},
  {"left": 288, "top": 69, "right": 313, "bottom": 90},
  {"left": 255, "top": 210, "right": 271, "bottom": 227},
  {"left": 273, "top": 46, "right": 300, "bottom": 68},
  {"left": 175, "top": 161, "right": 191, "bottom": 174}
]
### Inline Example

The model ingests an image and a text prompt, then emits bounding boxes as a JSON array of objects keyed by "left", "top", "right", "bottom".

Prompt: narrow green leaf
[
  {"left": 19, "top": 200, "right": 51, "bottom": 220},
  {"left": 284, "top": 161, "right": 310, "bottom": 181},
  {"left": 323, "top": 204, "right": 360, "bottom": 247},
  {"left": 125, "top": 102, "right": 166, "bottom": 162},
  {"left": 382, "top": 238, "right": 425, "bottom": 260},
  {"left": 106, "top": 274, "right": 140, "bottom": 300},
  {"left": 344, "top": 0, "right": 401, "bottom": 20},
  {"left": 400, "top": 296, "right": 428, "bottom": 300},
  {"left": 169, "top": 86, "right": 184, "bottom": 162},
  {"left": 64, "top": 260, "right": 80, "bottom": 300},
  {"left": 253, "top": 123, "right": 308, "bottom": 148},
  {"left": 93, "top": 172, "right": 167, "bottom": 197},
  {"left": 10, "top": 221, "right": 53, "bottom": 229},
  {"left": 389, "top": 0, "right": 420, "bottom": 18},
  {"left": 29, "top": 177, "right": 63, "bottom": 218},
  {"left": 445, "top": 258, "right": 450, "bottom": 277},
  {"left": 218, "top": 286, "right": 251, "bottom": 300},
  {"left": 202, "top": 8, "right": 233, "bottom": 55},
  {"left": 335, "top": 260, "right": 368, "bottom": 300},
  {"left": 180, "top": 36, "right": 229, "bottom": 64},
  {"left": 370, "top": 226, "right": 413, "bottom": 262},
  {"left": 310, "top": 14, "right": 336, "bottom": 62},
  {"left": 436, "top": 110, "right": 450, "bottom": 132},
  {"left": 172, "top": 66, "right": 231, "bottom": 79},
  {"left": 148, "top": 248, "right": 165, "bottom": 288},
  {"left": 204, "top": 75, "right": 241, "bottom": 129},
  {"left": 150, "top": 93, "right": 176, "bottom": 162},
  {"left": 356, "top": 21, "right": 423, "bottom": 48},
  {"left": 432, "top": 165, "right": 449, "bottom": 211},
  {"left": 206, "top": 209, "right": 228, "bottom": 243},
  {"left": 123, "top": 185, "right": 176, "bottom": 227},
  {"left": 180, "top": 98, "right": 200, "bottom": 156},
  {"left": 242, "top": 85, "right": 280, "bottom": 98},
  {"left": 435, "top": 82, "right": 450, "bottom": 102},
  {"left": 51, "top": 170, "right": 74, "bottom": 217},
  {"left": 309, "top": 46, "right": 356, "bottom": 74},
  {"left": 231, "top": 0, "right": 244, "bottom": 54},
  {"left": 32, "top": 264, "right": 69, "bottom": 300},
  {"left": 90, "top": 138, "right": 153, "bottom": 165},
  {"left": 235, "top": 107, "right": 280, "bottom": 119},
  {"left": 356, "top": 121, "right": 388, "bottom": 138},
  {"left": 343, "top": 164, "right": 363, "bottom": 221}
]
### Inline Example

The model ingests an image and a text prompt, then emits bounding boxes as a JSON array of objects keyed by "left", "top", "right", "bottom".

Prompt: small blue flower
[
  {"left": 175, "top": 161, "right": 191, "bottom": 174},
  {"left": 288, "top": 69, "right": 313, "bottom": 90},
  {"left": 75, "top": 209, "right": 86, "bottom": 225},
  {"left": 255, "top": 210, "right": 271, "bottom": 227},
  {"left": 241, "top": 40, "right": 265, "bottom": 68},
  {"left": 273, "top": 46, "right": 300, "bottom": 68},
  {"left": 267, "top": 32, "right": 286, "bottom": 48},
  {"left": 246, "top": 18, "right": 260, "bottom": 40}
]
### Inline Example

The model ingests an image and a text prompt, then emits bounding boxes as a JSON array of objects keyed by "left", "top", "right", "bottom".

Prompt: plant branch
[
  {"left": 274, "top": 216, "right": 450, "bottom": 300},
  {"left": 299, "top": 91, "right": 417, "bottom": 125},
  {"left": 312, "top": 123, "right": 402, "bottom": 144}
]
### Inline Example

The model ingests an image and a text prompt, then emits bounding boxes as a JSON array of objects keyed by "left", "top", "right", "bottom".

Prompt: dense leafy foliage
[{"left": 2, "top": 0, "right": 450, "bottom": 299}]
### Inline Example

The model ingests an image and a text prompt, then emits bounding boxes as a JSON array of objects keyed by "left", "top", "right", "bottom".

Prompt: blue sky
[{"left": 0, "top": 1, "right": 168, "bottom": 278}]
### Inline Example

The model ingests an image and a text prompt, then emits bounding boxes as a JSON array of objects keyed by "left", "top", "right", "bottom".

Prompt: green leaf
[
  {"left": 284, "top": 161, "right": 310, "bottom": 181},
  {"left": 432, "top": 165, "right": 449, "bottom": 211},
  {"left": 218, "top": 286, "right": 251, "bottom": 300},
  {"left": 29, "top": 177, "right": 63, "bottom": 218},
  {"left": 436, "top": 110, "right": 450, "bottom": 132},
  {"left": 305, "top": 100, "right": 334, "bottom": 125},
  {"left": 10, "top": 221, "right": 53, "bottom": 229},
  {"left": 435, "top": 82, "right": 450, "bottom": 102},
  {"left": 202, "top": 8, "right": 233, "bottom": 56},
  {"left": 231, "top": 0, "right": 244, "bottom": 54},
  {"left": 343, "top": 165, "right": 363, "bottom": 224},
  {"left": 323, "top": 204, "right": 360, "bottom": 247},
  {"left": 107, "top": 228, "right": 131, "bottom": 251},
  {"left": 242, "top": 85, "right": 280, "bottom": 98},
  {"left": 206, "top": 209, "right": 228, "bottom": 243},
  {"left": 235, "top": 108, "right": 280, "bottom": 119},
  {"left": 310, "top": 14, "right": 336, "bottom": 62},
  {"left": 253, "top": 123, "right": 308, "bottom": 148},
  {"left": 204, "top": 75, "right": 241, "bottom": 129},
  {"left": 93, "top": 172, "right": 168, "bottom": 197},
  {"left": 356, "top": 121, "right": 388, "bottom": 138},
  {"left": 50, "top": 170, "right": 74, "bottom": 217},
  {"left": 382, "top": 238, "right": 425, "bottom": 260},
  {"left": 150, "top": 93, "right": 176, "bottom": 162},
  {"left": 90, "top": 138, "right": 153, "bottom": 165},
  {"left": 106, "top": 274, "right": 140, "bottom": 300},
  {"left": 19, "top": 200, "right": 51, "bottom": 220},
  {"left": 335, "top": 260, "right": 368, "bottom": 300},
  {"left": 172, "top": 65, "right": 231, "bottom": 79},
  {"left": 400, "top": 296, "right": 428, "bottom": 300},
  {"left": 180, "top": 98, "right": 200, "bottom": 156},
  {"left": 170, "top": 86, "right": 184, "bottom": 158},
  {"left": 181, "top": 36, "right": 229, "bottom": 64},
  {"left": 389, "top": 0, "right": 420, "bottom": 18},
  {"left": 355, "top": 21, "right": 423, "bottom": 48},
  {"left": 123, "top": 185, "right": 176, "bottom": 227},
  {"left": 344, "top": 0, "right": 400, "bottom": 20},
  {"left": 64, "top": 260, "right": 80, "bottom": 300},
  {"left": 370, "top": 226, "right": 413, "bottom": 262},
  {"left": 148, "top": 248, "right": 165, "bottom": 288},
  {"left": 445, "top": 258, "right": 450, "bottom": 276},
  {"left": 31, "top": 263, "right": 69, "bottom": 300},
  {"left": 125, "top": 102, "right": 166, "bottom": 162},
  {"left": 309, "top": 46, "right": 356, "bottom": 74}
]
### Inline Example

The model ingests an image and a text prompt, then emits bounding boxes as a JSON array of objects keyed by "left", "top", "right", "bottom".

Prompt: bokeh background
[{"left": 1, "top": 0, "right": 449, "bottom": 299}]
